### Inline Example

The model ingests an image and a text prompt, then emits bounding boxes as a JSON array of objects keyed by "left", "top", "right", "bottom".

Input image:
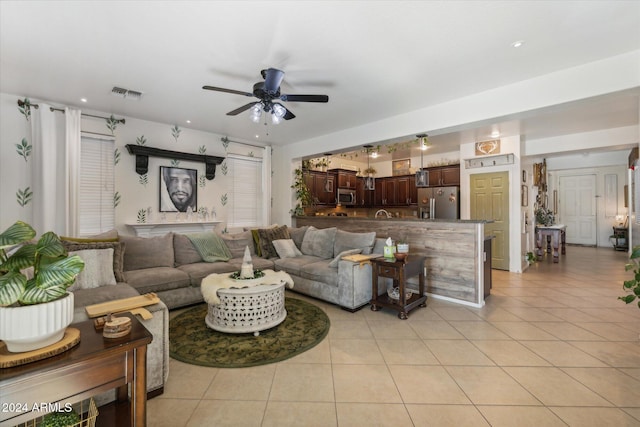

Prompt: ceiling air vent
[{"left": 111, "top": 86, "right": 143, "bottom": 100}]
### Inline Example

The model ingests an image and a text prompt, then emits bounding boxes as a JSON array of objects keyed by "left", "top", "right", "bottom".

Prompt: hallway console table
[{"left": 535, "top": 224, "right": 566, "bottom": 263}]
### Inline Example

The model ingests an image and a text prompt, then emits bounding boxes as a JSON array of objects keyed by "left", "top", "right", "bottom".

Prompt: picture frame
[
  {"left": 392, "top": 159, "right": 411, "bottom": 176},
  {"left": 522, "top": 170, "right": 526, "bottom": 183},
  {"left": 521, "top": 185, "right": 528, "bottom": 207},
  {"left": 159, "top": 166, "right": 197, "bottom": 212}
]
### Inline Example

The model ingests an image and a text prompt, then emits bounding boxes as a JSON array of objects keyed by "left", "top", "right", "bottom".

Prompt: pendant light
[
  {"left": 363, "top": 145, "right": 375, "bottom": 190},
  {"left": 415, "top": 134, "right": 429, "bottom": 187}
]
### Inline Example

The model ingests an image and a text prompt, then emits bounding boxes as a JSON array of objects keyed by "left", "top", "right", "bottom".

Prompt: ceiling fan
[{"left": 203, "top": 68, "right": 329, "bottom": 124}]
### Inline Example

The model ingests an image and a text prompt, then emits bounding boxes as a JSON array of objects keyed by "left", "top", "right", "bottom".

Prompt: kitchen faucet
[{"left": 375, "top": 209, "right": 392, "bottom": 219}]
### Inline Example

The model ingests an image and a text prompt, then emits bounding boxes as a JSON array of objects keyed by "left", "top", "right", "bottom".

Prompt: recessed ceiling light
[
  {"left": 80, "top": 98, "right": 87, "bottom": 103},
  {"left": 186, "top": 120, "right": 191, "bottom": 124},
  {"left": 491, "top": 131, "right": 500, "bottom": 138},
  {"left": 255, "top": 135, "right": 259, "bottom": 138},
  {"left": 511, "top": 40, "right": 524, "bottom": 48}
]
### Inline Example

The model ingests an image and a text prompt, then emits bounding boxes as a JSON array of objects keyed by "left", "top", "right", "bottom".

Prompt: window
[
  {"left": 227, "top": 154, "right": 263, "bottom": 228},
  {"left": 79, "top": 135, "right": 115, "bottom": 235}
]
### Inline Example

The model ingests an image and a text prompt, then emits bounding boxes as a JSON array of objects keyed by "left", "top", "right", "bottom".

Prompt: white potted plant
[{"left": 0, "top": 221, "right": 84, "bottom": 352}]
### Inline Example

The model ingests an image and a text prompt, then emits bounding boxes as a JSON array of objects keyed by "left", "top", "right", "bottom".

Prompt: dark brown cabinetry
[
  {"left": 356, "top": 177, "right": 374, "bottom": 207},
  {"left": 428, "top": 165, "right": 460, "bottom": 186},
  {"left": 374, "top": 177, "right": 398, "bottom": 206},
  {"left": 396, "top": 176, "right": 417, "bottom": 205},
  {"left": 304, "top": 170, "right": 336, "bottom": 205},
  {"left": 332, "top": 168, "right": 357, "bottom": 189}
]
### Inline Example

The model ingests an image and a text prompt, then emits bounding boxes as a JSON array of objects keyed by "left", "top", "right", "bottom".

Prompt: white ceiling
[{"left": 1, "top": 1, "right": 639, "bottom": 157}]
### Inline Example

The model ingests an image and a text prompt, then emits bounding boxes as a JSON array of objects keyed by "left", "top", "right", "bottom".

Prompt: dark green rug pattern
[{"left": 169, "top": 298, "right": 330, "bottom": 368}]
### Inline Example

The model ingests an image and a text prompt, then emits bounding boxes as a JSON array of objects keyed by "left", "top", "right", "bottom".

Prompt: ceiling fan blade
[
  {"left": 280, "top": 94, "right": 329, "bottom": 103},
  {"left": 203, "top": 85, "right": 253, "bottom": 97},
  {"left": 227, "top": 102, "right": 259, "bottom": 116},
  {"left": 262, "top": 68, "right": 285, "bottom": 95}
]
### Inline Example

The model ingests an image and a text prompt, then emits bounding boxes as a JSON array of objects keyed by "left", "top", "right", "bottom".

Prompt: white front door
[{"left": 559, "top": 174, "right": 597, "bottom": 245}]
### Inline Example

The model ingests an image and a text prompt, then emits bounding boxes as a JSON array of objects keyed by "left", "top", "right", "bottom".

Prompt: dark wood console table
[
  {"left": 370, "top": 255, "right": 427, "bottom": 319},
  {"left": 0, "top": 314, "right": 151, "bottom": 427}
]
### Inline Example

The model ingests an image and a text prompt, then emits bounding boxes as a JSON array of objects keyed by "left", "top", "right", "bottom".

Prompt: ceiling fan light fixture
[{"left": 249, "top": 104, "right": 262, "bottom": 123}]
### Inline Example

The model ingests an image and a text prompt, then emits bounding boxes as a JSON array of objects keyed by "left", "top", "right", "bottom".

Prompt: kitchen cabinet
[
  {"left": 356, "top": 177, "right": 374, "bottom": 207},
  {"left": 374, "top": 178, "right": 396, "bottom": 206},
  {"left": 428, "top": 165, "right": 460, "bottom": 186},
  {"left": 305, "top": 170, "right": 336, "bottom": 205},
  {"left": 332, "top": 169, "right": 357, "bottom": 189},
  {"left": 396, "top": 176, "right": 417, "bottom": 205}
]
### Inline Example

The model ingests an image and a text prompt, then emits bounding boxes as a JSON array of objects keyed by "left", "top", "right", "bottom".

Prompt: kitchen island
[{"left": 294, "top": 216, "right": 491, "bottom": 308}]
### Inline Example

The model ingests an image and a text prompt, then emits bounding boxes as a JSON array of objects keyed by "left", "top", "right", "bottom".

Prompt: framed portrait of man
[{"left": 159, "top": 166, "right": 197, "bottom": 212}]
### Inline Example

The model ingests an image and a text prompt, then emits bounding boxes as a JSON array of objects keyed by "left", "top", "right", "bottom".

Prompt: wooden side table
[
  {"left": 0, "top": 314, "right": 151, "bottom": 427},
  {"left": 370, "top": 255, "right": 427, "bottom": 319}
]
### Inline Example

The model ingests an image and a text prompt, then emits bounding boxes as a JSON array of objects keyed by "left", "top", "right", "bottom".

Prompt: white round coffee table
[{"left": 201, "top": 270, "right": 293, "bottom": 336}]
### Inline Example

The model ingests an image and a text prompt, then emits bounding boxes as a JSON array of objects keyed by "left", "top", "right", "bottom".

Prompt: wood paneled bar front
[{"left": 294, "top": 216, "right": 491, "bottom": 307}]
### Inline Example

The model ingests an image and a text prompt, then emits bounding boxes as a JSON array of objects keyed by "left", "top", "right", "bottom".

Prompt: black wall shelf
[{"left": 125, "top": 145, "right": 224, "bottom": 180}]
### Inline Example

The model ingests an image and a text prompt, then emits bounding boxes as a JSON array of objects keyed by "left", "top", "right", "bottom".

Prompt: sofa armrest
[{"left": 337, "top": 259, "right": 374, "bottom": 310}]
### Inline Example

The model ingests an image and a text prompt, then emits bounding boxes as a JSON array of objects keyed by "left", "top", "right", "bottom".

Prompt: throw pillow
[
  {"left": 119, "top": 233, "right": 175, "bottom": 271},
  {"left": 218, "top": 230, "right": 255, "bottom": 258},
  {"left": 257, "top": 225, "right": 291, "bottom": 259},
  {"left": 288, "top": 226, "right": 309, "bottom": 250},
  {"left": 272, "top": 239, "right": 303, "bottom": 259},
  {"left": 334, "top": 229, "right": 376, "bottom": 255},
  {"left": 301, "top": 227, "right": 337, "bottom": 259},
  {"left": 328, "top": 248, "right": 363, "bottom": 268},
  {"left": 68, "top": 248, "right": 117, "bottom": 290},
  {"left": 173, "top": 233, "right": 203, "bottom": 266},
  {"left": 62, "top": 241, "right": 126, "bottom": 282}
]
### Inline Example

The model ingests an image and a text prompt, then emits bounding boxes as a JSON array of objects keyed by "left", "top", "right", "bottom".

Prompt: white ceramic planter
[
  {"left": 397, "top": 243, "right": 410, "bottom": 253},
  {"left": 0, "top": 292, "right": 74, "bottom": 352}
]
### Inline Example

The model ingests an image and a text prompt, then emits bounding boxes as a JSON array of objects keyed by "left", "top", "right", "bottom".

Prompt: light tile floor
[{"left": 149, "top": 246, "right": 640, "bottom": 426}]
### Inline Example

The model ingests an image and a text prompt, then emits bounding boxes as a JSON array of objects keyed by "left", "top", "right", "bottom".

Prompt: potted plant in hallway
[
  {"left": 620, "top": 245, "right": 640, "bottom": 310},
  {"left": 0, "top": 221, "right": 84, "bottom": 352}
]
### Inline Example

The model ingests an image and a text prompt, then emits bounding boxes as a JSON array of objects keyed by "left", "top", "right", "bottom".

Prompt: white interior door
[{"left": 559, "top": 175, "right": 596, "bottom": 245}]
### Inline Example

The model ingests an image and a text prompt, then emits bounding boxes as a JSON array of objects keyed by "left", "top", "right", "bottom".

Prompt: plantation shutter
[
  {"left": 227, "top": 154, "right": 263, "bottom": 228},
  {"left": 78, "top": 135, "right": 115, "bottom": 235}
]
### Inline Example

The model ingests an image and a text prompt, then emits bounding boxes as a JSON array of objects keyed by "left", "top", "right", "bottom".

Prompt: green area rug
[{"left": 169, "top": 298, "right": 330, "bottom": 368}]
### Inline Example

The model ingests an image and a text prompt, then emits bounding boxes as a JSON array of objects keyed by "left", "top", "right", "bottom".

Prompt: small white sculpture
[{"left": 239, "top": 246, "right": 254, "bottom": 279}]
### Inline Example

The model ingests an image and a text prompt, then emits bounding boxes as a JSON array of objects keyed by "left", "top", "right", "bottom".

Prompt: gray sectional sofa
[
  {"left": 64, "top": 224, "right": 382, "bottom": 402},
  {"left": 118, "top": 225, "right": 383, "bottom": 311}
]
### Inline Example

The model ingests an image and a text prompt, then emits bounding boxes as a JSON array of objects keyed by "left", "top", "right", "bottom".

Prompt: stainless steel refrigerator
[{"left": 417, "top": 187, "right": 460, "bottom": 219}]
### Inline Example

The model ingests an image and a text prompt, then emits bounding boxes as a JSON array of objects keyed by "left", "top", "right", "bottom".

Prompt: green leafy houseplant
[
  {"left": 0, "top": 221, "right": 84, "bottom": 306},
  {"left": 620, "top": 245, "right": 640, "bottom": 309},
  {"left": 290, "top": 167, "right": 314, "bottom": 216}
]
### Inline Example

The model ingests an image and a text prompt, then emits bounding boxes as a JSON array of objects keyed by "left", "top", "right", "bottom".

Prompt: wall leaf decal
[
  {"left": 16, "top": 138, "right": 32, "bottom": 162},
  {"left": 16, "top": 187, "right": 33, "bottom": 207},
  {"left": 171, "top": 125, "right": 181, "bottom": 142}
]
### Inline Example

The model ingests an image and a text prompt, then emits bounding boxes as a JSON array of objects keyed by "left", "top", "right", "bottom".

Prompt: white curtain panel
[
  {"left": 65, "top": 108, "right": 82, "bottom": 236},
  {"left": 262, "top": 146, "right": 272, "bottom": 225},
  {"left": 31, "top": 103, "right": 59, "bottom": 234}
]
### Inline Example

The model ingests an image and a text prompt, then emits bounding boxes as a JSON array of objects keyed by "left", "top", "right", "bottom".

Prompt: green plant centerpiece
[
  {"left": 620, "top": 245, "right": 640, "bottom": 309},
  {"left": 0, "top": 221, "right": 85, "bottom": 352},
  {"left": 535, "top": 207, "right": 554, "bottom": 226}
]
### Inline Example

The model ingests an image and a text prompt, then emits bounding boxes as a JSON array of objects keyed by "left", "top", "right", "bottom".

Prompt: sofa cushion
[
  {"left": 272, "top": 239, "right": 303, "bottom": 259},
  {"left": 173, "top": 233, "right": 202, "bottom": 266},
  {"left": 68, "top": 248, "right": 117, "bottom": 290},
  {"left": 177, "top": 261, "right": 238, "bottom": 286},
  {"left": 273, "top": 255, "right": 322, "bottom": 276},
  {"left": 328, "top": 248, "right": 363, "bottom": 268},
  {"left": 334, "top": 229, "right": 376, "bottom": 255},
  {"left": 72, "top": 283, "right": 141, "bottom": 313},
  {"left": 300, "top": 227, "right": 336, "bottom": 259},
  {"left": 288, "top": 226, "right": 309, "bottom": 250},
  {"left": 124, "top": 266, "right": 190, "bottom": 294},
  {"left": 62, "top": 241, "right": 126, "bottom": 282},
  {"left": 257, "top": 225, "right": 290, "bottom": 259},
  {"left": 219, "top": 230, "right": 255, "bottom": 258},
  {"left": 300, "top": 260, "right": 339, "bottom": 287},
  {"left": 120, "top": 233, "right": 175, "bottom": 271}
]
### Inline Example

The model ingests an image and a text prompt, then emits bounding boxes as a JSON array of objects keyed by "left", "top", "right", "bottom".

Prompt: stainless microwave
[{"left": 337, "top": 188, "right": 357, "bottom": 205}]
